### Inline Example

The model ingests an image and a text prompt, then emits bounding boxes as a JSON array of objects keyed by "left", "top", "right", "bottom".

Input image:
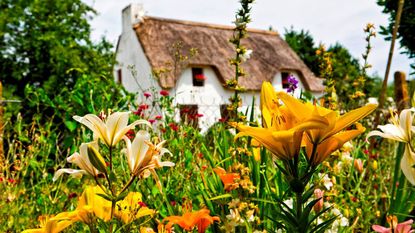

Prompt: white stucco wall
[
  {"left": 114, "top": 30, "right": 158, "bottom": 96},
  {"left": 170, "top": 67, "right": 314, "bottom": 132}
]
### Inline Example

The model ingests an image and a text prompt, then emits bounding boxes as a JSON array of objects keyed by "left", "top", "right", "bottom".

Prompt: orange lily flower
[
  {"left": 163, "top": 209, "right": 220, "bottom": 233},
  {"left": 213, "top": 167, "right": 240, "bottom": 191}
]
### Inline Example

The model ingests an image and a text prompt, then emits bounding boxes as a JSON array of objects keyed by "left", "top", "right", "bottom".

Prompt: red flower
[
  {"left": 149, "top": 119, "right": 156, "bottom": 124},
  {"left": 68, "top": 193, "right": 78, "bottom": 199},
  {"left": 144, "top": 92, "right": 152, "bottom": 98},
  {"left": 196, "top": 114, "right": 204, "bottom": 118},
  {"left": 133, "top": 109, "right": 142, "bottom": 116},
  {"left": 139, "top": 104, "right": 149, "bottom": 110},
  {"left": 126, "top": 129, "right": 135, "bottom": 139},
  {"left": 195, "top": 74, "right": 206, "bottom": 81},
  {"left": 160, "top": 90, "right": 169, "bottom": 96},
  {"left": 155, "top": 115, "right": 162, "bottom": 120},
  {"left": 168, "top": 123, "right": 179, "bottom": 131},
  {"left": 138, "top": 201, "right": 147, "bottom": 207}
]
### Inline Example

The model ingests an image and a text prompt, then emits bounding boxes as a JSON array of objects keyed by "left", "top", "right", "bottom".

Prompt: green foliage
[
  {"left": 0, "top": 0, "right": 116, "bottom": 122},
  {"left": 284, "top": 28, "right": 320, "bottom": 76},
  {"left": 377, "top": 0, "right": 415, "bottom": 74},
  {"left": 284, "top": 28, "right": 382, "bottom": 109}
]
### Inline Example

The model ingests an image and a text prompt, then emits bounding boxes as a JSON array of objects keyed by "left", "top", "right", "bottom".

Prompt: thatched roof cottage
[{"left": 114, "top": 4, "right": 324, "bottom": 131}]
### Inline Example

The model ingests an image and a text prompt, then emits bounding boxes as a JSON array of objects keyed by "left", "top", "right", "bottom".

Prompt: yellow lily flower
[
  {"left": 75, "top": 185, "right": 112, "bottom": 223},
  {"left": 123, "top": 132, "right": 175, "bottom": 190},
  {"left": 305, "top": 123, "right": 366, "bottom": 165},
  {"left": 53, "top": 142, "right": 101, "bottom": 181},
  {"left": 115, "top": 192, "right": 155, "bottom": 224},
  {"left": 22, "top": 215, "right": 73, "bottom": 233},
  {"left": 234, "top": 122, "right": 324, "bottom": 161},
  {"left": 233, "top": 82, "right": 328, "bottom": 161},
  {"left": 74, "top": 112, "right": 151, "bottom": 147},
  {"left": 277, "top": 91, "right": 377, "bottom": 145},
  {"left": 368, "top": 108, "right": 415, "bottom": 185}
]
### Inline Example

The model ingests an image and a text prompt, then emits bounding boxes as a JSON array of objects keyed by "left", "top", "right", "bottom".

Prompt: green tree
[
  {"left": 0, "top": 0, "right": 131, "bottom": 153},
  {"left": 284, "top": 28, "right": 320, "bottom": 76},
  {"left": 284, "top": 28, "right": 381, "bottom": 109},
  {"left": 377, "top": 0, "right": 415, "bottom": 73},
  {"left": 0, "top": 0, "right": 114, "bottom": 100}
]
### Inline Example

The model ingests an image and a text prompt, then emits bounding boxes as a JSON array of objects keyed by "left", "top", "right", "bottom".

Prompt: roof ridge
[{"left": 137, "top": 15, "right": 279, "bottom": 36}]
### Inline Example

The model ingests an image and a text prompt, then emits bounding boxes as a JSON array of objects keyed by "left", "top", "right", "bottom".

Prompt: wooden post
[
  {"left": 394, "top": 71, "right": 409, "bottom": 112},
  {"left": 0, "top": 81, "right": 3, "bottom": 165}
]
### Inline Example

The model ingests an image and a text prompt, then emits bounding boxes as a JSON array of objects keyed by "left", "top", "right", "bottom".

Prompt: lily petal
[
  {"left": 401, "top": 144, "right": 415, "bottom": 185},
  {"left": 330, "top": 104, "right": 377, "bottom": 138},
  {"left": 309, "top": 123, "right": 365, "bottom": 165},
  {"left": 53, "top": 169, "right": 87, "bottom": 181}
]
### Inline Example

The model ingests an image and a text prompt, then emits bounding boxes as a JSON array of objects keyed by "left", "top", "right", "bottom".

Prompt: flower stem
[
  {"left": 119, "top": 175, "right": 136, "bottom": 195},
  {"left": 296, "top": 191, "right": 303, "bottom": 220}
]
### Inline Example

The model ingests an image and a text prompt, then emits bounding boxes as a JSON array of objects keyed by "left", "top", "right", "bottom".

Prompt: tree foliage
[
  {"left": 377, "top": 0, "right": 415, "bottom": 72},
  {"left": 284, "top": 28, "right": 320, "bottom": 76},
  {"left": 0, "top": 0, "right": 115, "bottom": 99},
  {"left": 0, "top": 0, "right": 131, "bottom": 153},
  {"left": 284, "top": 28, "right": 381, "bottom": 109}
]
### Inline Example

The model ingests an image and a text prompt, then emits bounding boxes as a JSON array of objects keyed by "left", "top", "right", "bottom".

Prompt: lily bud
[
  {"left": 354, "top": 159, "right": 363, "bottom": 173},
  {"left": 313, "top": 189, "right": 324, "bottom": 213},
  {"left": 87, "top": 145, "right": 107, "bottom": 174}
]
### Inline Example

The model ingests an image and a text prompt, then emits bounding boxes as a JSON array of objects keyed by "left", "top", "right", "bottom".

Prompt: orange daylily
[
  {"left": 213, "top": 167, "right": 240, "bottom": 191},
  {"left": 163, "top": 209, "right": 220, "bottom": 233}
]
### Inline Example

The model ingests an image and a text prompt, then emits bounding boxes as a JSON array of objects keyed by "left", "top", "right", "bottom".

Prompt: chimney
[{"left": 122, "top": 4, "right": 145, "bottom": 33}]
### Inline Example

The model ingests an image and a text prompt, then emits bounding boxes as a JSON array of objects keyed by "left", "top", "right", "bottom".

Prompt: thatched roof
[{"left": 134, "top": 16, "right": 324, "bottom": 92}]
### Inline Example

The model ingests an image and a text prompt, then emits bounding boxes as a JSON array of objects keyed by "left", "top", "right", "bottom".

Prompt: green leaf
[
  {"left": 96, "top": 193, "right": 114, "bottom": 202},
  {"left": 64, "top": 120, "right": 77, "bottom": 132}
]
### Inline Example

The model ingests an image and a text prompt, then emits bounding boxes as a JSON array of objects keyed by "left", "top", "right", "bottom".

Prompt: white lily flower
[
  {"left": 53, "top": 142, "right": 100, "bottom": 181},
  {"left": 123, "top": 131, "right": 174, "bottom": 190},
  {"left": 367, "top": 108, "right": 415, "bottom": 185},
  {"left": 73, "top": 112, "right": 151, "bottom": 147}
]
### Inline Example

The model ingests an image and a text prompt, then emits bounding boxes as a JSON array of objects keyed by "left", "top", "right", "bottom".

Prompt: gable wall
[{"left": 114, "top": 28, "right": 158, "bottom": 95}]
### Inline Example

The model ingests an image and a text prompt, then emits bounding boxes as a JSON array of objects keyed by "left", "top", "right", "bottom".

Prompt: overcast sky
[{"left": 84, "top": 0, "right": 413, "bottom": 79}]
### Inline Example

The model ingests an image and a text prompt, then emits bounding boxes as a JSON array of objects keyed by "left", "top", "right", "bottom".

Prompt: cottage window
[
  {"left": 281, "top": 72, "right": 291, "bottom": 89},
  {"left": 117, "top": 69, "right": 122, "bottom": 84},
  {"left": 179, "top": 104, "right": 199, "bottom": 128},
  {"left": 192, "top": 68, "right": 205, "bottom": 87}
]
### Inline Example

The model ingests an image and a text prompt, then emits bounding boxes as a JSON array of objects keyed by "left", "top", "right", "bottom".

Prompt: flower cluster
[
  {"left": 285, "top": 74, "right": 299, "bottom": 93},
  {"left": 26, "top": 111, "right": 175, "bottom": 232}
]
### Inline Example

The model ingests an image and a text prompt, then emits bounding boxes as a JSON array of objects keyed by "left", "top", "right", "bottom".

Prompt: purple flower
[{"left": 286, "top": 75, "right": 299, "bottom": 93}]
